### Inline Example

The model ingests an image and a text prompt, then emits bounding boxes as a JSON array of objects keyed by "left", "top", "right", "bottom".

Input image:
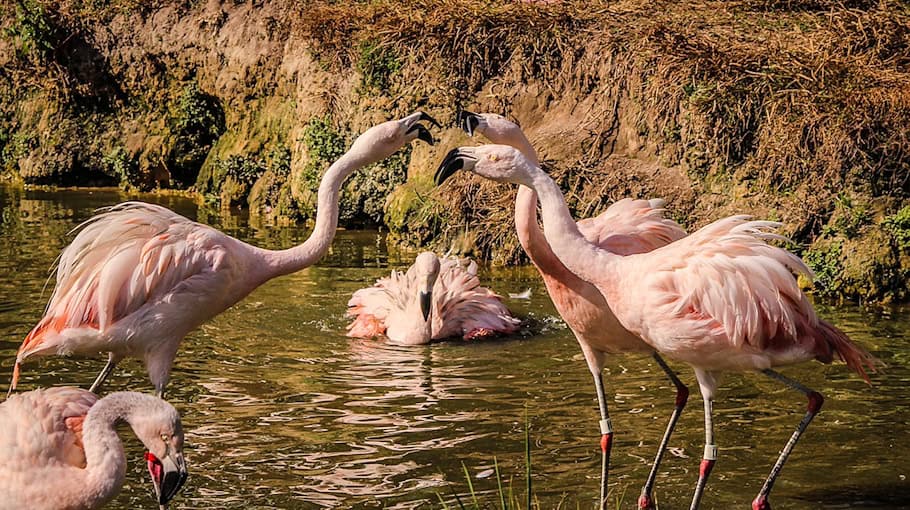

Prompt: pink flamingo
[
  {"left": 457, "top": 111, "right": 688, "bottom": 508},
  {"left": 346, "top": 251, "right": 520, "bottom": 345},
  {"left": 7, "top": 112, "right": 439, "bottom": 398},
  {"left": 435, "top": 144, "right": 877, "bottom": 510},
  {"left": 0, "top": 387, "right": 187, "bottom": 509}
]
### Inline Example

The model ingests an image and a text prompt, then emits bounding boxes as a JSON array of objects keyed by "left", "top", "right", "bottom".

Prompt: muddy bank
[{"left": 1, "top": 0, "right": 908, "bottom": 302}]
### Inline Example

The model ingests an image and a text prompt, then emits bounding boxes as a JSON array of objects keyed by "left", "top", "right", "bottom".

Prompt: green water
[{"left": 0, "top": 185, "right": 908, "bottom": 509}]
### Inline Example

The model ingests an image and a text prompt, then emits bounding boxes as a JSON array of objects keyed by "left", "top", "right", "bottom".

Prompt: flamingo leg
[
  {"left": 752, "top": 369, "right": 824, "bottom": 510},
  {"left": 88, "top": 354, "right": 118, "bottom": 394},
  {"left": 593, "top": 372, "right": 613, "bottom": 510},
  {"left": 638, "top": 353, "right": 689, "bottom": 509},
  {"left": 689, "top": 396, "right": 717, "bottom": 510}
]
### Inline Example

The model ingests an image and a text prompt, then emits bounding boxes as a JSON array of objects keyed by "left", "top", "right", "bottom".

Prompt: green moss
[
  {"left": 356, "top": 40, "right": 402, "bottom": 93},
  {"left": 385, "top": 174, "right": 446, "bottom": 247},
  {"left": 823, "top": 193, "right": 872, "bottom": 239}
]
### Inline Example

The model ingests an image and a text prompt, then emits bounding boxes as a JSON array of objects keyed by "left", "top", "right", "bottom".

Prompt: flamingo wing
[
  {"left": 346, "top": 269, "right": 411, "bottom": 338},
  {"left": 433, "top": 257, "right": 520, "bottom": 340},
  {"left": 0, "top": 387, "right": 97, "bottom": 470},
  {"left": 630, "top": 216, "right": 817, "bottom": 355},
  {"left": 16, "top": 202, "right": 228, "bottom": 365},
  {"left": 578, "top": 198, "right": 687, "bottom": 255}
]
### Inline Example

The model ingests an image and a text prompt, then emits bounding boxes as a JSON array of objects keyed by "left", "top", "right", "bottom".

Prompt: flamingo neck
[
  {"left": 264, "top": 151, "right": 370, "bottom": 278},
  {"left": 526, "top": 165, "right": 619, "bottom": 285},
  {"left": 79, "top": 393, "right": 134, "bottom": 508},
  {"left": 495, "top": 128, "right": 571, "bottom": 277}
]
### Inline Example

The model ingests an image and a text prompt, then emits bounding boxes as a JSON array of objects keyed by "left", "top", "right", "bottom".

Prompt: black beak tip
[
  {"left": 419, "top": 291, "right": 432, "bottom": 321},
  {"left": 418, "top": 112, "right": 442, "bottom": 129},
  {"left": 456, "top": 109, "right": 480, "bottom": 136},
  {"left": 415, "top": 124, "right": 435, "bottom": 146},
  {"left": 434, "top": 148, "right": 465, "bottom": 186}
]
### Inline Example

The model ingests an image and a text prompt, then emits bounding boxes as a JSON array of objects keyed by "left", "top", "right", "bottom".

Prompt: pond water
[{"left": 0, "top": 185, "right": 908, "bottom": 509}]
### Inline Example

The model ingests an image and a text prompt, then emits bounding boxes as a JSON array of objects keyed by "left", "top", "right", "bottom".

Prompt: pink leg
[
  {"left": 689, "top": 396, "right": 717, "bottom": 510},
  {"left": 638, "top": 353, "right": 689, "bottom": 510},
  {"left": 752, "top": 369, "right": 824, "bottom": 510},
  {"left": 593, "top": 372, "right": 614, "bottom": 510}
]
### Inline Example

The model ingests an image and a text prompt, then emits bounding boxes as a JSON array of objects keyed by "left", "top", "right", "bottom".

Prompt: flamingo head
[
  {"left": 457, "top": 110, "right": 521, "bottom": 143},
  {"left": 348, "top": 111, "right": 440, "bottom": 165},
  {"left": 130, "top": 396, "right": 188, "bottom": 508},
  {"left": 435, "top": 144, "right": 534, "bottom": 188},
  {"left": 413, "top": 252, "right": 441, "bottom": 321}
]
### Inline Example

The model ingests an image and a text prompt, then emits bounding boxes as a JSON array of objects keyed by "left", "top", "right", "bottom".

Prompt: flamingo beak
[
  {"left": 146, "top": 451, "right": 188, "bottom": 507},
  {"left": 407, "top": 124, "right": 435, "bottom": 146},
  {"left": 456, "top": 109, "right": 481, "bottom": 136},
  {"left": 435, "top": 148, "right": 476, "bottom": 186},
  {"left": 419, "top": 290, "right": 432, "bottom": 321}
]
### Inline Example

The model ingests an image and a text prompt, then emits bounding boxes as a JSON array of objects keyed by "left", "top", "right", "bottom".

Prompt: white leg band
[
  {"left": 600, "top": 418, "right": 613, "bottom": 435},
  {"left": 704, "top": 444, "right": 718, "bottom": 460}
]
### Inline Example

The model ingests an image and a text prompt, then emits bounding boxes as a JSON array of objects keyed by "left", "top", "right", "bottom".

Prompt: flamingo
[
  {"left": 435, "top": 144, "right": 877, "bottom": 510},
  {"left": 0, "top": 387, "right": 187, "bottom": 509},
  {"left": 346, "top": 251, "right": 520, "bottom": 345},
  {"left": 456, "top": 111, "right": 688, "bottom": 508},
  {"left": 7, "top": 112, "right": 439, "bottom": 398}
]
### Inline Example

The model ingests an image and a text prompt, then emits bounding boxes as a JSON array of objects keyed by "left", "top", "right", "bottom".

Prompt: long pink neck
[
  {"left": 77, "top": 393, "right": 134, "bottom": 508},
  {"left": 264, "top": 151, "right": 370, "bottom": 278},
  {"left": 506, "top": 133, "right": 579, "bottom": 279},
  {"left": 524, "top": 165, "right": 619, "bottom": 286}
]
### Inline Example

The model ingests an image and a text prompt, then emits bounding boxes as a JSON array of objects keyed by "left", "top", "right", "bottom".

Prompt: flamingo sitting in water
[
  {"left": 456, "top": 111, "right": 689, "bottom": 508},
  {"left": 435, "top": 144, "right": 877, "bottom": 510},
  {"left": 346, "top": 251, "right": 520, "bottom": 345},
  {"left": 7, "top": 112, "right": 439, "bottom": 398},
  {"left": 0, "top": 387, "right": 188, "bottom": 509}
]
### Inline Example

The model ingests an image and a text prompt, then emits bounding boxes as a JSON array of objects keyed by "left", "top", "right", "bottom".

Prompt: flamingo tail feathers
[{"left": 819, "top": 320, "right": 878, "bottom": 384}]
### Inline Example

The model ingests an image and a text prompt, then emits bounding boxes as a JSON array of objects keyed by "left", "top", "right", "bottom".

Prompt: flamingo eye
[
  {"left": 161, "top": 434, "right": 170, "bottom": 442},
  {"left": 489, "top": 154, "right": 499, "bottom": 162}
]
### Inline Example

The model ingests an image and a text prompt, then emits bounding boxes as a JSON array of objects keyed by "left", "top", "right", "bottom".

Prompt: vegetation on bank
[{"left": 0, "top": 0, "right": 908, "bottom": 302}]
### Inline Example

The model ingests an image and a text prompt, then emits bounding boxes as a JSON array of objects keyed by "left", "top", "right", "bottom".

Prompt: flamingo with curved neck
[
  {"left": 436, "top": 144, "right": 877, "bottom": 510},
  {"left": 456, "top": 111, "right": 688, "bottom": 508},
  {"left": 8, "top": 112, "right": 439, "bottom": 398},
  {"left": 0, "top": 387, "right": 187, "bottom": 509}
]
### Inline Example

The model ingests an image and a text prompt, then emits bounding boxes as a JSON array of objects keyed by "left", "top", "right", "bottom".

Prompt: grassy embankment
[{"left": 1, "top": 0, "right": 909, "bottom": 302}]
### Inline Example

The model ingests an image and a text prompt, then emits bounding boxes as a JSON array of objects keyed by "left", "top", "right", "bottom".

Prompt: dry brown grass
[{"left": 290, "top": 0, "right": 910, "bottom": 262}]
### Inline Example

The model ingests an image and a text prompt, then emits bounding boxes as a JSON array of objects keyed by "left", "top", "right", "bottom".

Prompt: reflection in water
[{"left": 0, "top": 185, "right": 907, "bottom": 509}]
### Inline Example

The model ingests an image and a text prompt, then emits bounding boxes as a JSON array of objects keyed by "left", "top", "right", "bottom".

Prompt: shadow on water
[{"left": 0, "top": 185, "right": 908, "bottom": 509}]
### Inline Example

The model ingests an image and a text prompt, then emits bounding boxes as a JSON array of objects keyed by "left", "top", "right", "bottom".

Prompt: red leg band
[
  {"left": 752, "top": 495, "right": 771, "bottom": 510},
  {"left": 807, "top": 391, "right": 824, "bottom": 414},
  {"left": 676, "top": 385, "right": 689, "bottom": 408},
  {"left": 601, "top": 433, "right": 613, "bottom": 453},
  {"left": 699, "top": 458, "right": 715, "bottom": 479},
  {"left": 637, "top": 493, "right": 655, "bottom": 509}
]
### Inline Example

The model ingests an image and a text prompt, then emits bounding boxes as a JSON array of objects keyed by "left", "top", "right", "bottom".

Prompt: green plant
[
  {"left": 804, "top": 240, "right": 843, "bottom": 297},
  {"left": 4, "top": 0, "right": 61, "bottom": 62},
  {"left": 218, "top": 154, "right": 265, "bottom": 186},
  {"left": 355, "top": 39, "right": 402, "bottom": 92},
  {"left": 102, "top": 145, "right": 140, "bottom": 188},
  {"left": 167, "top": 81, "right": 225, "bottom": 186},
  {"left": 883, "top": 205, "right": 910, "bottom": 251}
]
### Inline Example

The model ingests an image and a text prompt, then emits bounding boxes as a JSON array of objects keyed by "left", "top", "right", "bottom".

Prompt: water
[{"left": 0, "top": 185, "right": 908, "bottom": 509}]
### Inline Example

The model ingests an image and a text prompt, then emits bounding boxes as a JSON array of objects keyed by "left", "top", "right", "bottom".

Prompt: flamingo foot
[
  {"left": 752, "top": 495, "right": 771, "bottom": 510},
  {"left": 637, "top": 492, "right": 656, "bottom": 509}
]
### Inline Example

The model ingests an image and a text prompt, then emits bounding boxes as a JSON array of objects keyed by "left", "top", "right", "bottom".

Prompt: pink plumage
[
  {"left": 346, "top": 252, "right": 520, "bottom": 345},
  {"left": 436, "top": 142, "right": 879, "bottom": 510},
  {"left": 0, "top": 387, "right": 187, "bottom": 509},
  {"left": 9, "top": 112, "right": 439, "bottom": 396}
]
